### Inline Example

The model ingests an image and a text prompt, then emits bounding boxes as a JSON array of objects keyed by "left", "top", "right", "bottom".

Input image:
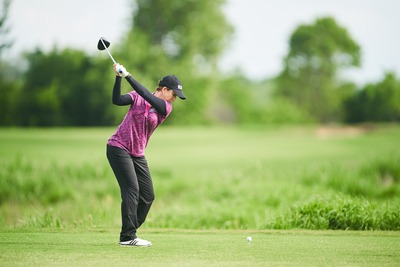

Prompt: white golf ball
[{"left": 247, "top": 236, "right": 252, "bottom": 242}]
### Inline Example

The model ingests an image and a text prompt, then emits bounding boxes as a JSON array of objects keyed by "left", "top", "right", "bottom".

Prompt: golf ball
[{"left": 247, "top": 236, "right": 252, "bottom": 242}]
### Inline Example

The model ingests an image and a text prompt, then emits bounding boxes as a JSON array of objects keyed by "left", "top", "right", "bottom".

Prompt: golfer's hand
[{"left": 114, "top": 63, "right": 130, "bottom": 78}]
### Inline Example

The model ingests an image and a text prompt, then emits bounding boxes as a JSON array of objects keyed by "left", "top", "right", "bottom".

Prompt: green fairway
[{"left": 1, "top": 230, "right": 399, "bottom": 266}]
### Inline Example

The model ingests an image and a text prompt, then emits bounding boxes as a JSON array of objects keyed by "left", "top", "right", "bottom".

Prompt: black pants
[{"left": 106, "top": 145, "right": 155, "bottom": 241}]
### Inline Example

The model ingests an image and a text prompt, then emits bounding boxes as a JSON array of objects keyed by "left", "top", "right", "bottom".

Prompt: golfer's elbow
[{"left": 112, "top": 97, "right": 124, "bottom": 106}]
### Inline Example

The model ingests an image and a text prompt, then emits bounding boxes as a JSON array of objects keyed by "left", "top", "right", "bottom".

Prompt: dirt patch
[{"left": 315, "top": 125, "right": 374, "bottom": 138}]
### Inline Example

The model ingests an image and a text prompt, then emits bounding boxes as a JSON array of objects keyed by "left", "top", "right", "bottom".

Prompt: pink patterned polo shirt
[{"left": 107, "top": 91, "right": 172, "bottom": 157}]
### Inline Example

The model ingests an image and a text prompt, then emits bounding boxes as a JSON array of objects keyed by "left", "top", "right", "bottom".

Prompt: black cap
[{"left": 158, "top": 75, "right": 186, "bottom": 100}]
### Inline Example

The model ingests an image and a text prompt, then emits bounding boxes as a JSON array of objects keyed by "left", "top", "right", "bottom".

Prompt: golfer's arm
[
  {"left": 125, "top": 76, "right": 167, "bottom": 116},
  {"left": 112, "top": 76, "right": 132, "bottom": 106}
]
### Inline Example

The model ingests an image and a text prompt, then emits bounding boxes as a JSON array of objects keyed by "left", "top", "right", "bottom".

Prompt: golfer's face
[{"left": 163, "top": 88, "right": 176, "bottom": 102}]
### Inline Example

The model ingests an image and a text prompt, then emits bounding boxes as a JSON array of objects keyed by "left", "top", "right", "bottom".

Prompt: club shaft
[{"left": 101, "top": 39, "right": 117, "bottom": 64}]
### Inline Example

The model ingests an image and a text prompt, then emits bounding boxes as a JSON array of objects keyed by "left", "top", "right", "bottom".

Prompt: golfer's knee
[{"left": 147, "top": 193, "right": 155, "bottom": 204}]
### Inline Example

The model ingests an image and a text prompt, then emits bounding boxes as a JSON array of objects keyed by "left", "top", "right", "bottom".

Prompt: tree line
[{"left": 1, "top": 0, "right": 399, "bottom": 126}]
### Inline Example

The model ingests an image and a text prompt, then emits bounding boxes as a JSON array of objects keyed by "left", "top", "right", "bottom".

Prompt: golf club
[{"left": 97, "top": 37, "right": 117, "bottom": 64}]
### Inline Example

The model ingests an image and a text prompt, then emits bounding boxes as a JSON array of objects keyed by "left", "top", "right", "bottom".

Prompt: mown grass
[
  {"left": 1, "top": 229, "right": 399, "bottom": 266},
  {"left": 0, "top": 125, "right": 399, "bottom": 230}
]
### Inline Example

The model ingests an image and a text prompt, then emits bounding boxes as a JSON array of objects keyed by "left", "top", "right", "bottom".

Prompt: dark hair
[{"left": 156, "top": 86, "right": 173, "bottom": 91}]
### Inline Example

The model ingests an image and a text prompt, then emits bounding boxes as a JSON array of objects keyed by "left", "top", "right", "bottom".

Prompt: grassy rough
[
  {"left": 0, "top": 126, "right": 399, "bottom": 230},
  {"left": 268, "top": 197, "right": 400, "bottom": 230}
]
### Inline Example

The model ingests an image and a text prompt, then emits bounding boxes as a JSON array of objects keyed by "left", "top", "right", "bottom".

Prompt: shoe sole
[
  {"left": 119, "top": 243, "right": 152, "bottom": 247},
  {"left": 119, "top": 240, "right": 152, "bottom": 247}
]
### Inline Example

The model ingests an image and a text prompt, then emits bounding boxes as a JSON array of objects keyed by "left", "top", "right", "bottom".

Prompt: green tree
[
  {"left": 0, "top": 0, "right": 12, "bottom": 58},
  {"left": 276, "top": 17, "right": 360, "bottom": 123},
  {"left": 0, "top": 73, "right": 19, "bottom": 125},
  {"left": 0, "top": 0, "right": 19, "bottom": 126},
  {"left": 132, "top": 0, "right": 232, "bottom": 66},
  {"left": 18, "top": 48, "right": 113, "bottom": 126},
  {"left": 113, "top": 0, "right": 233, "bottom": 125},
  {"left": 345, "top": 72, "right": 400, "bottom": 123}
]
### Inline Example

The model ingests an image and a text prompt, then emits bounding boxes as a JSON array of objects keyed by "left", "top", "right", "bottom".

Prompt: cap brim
[{"left": 174, "top": 90, "right": 186, "bottom": 100}]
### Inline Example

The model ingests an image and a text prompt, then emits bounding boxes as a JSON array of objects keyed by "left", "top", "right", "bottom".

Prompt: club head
[{"left": 97, "top": 37, "right": 110, "bottom": 50}]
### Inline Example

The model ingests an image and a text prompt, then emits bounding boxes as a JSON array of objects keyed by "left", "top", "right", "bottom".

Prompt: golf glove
[{"left": 115, "top": 64, "right": 130, "bottom": 78}]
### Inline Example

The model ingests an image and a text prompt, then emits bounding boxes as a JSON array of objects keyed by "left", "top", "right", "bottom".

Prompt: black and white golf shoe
[{"left": 119, "top": 238, "right": 152, "bottom": 247}]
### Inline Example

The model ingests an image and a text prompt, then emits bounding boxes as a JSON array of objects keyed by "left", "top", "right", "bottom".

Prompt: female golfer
[{"left": 106, "top": 63, "right": 186, "bottom": 246}]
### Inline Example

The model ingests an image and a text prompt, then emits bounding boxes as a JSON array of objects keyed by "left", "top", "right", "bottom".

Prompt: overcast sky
[{"left": 4, "top": 0, "right": 400, "bottom": 83}]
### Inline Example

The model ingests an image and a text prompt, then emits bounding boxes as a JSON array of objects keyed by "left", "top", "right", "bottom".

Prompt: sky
[{"left": 4, "top": 0, "right": 400, "bottom": 83}]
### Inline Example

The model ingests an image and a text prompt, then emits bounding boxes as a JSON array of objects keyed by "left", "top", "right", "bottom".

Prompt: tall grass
[
  {"left": 0, "top": 126, "right": 399, "bottom": 230},
  {"left": 268, "top": 197, "right": 400, "bottom": 230}
]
